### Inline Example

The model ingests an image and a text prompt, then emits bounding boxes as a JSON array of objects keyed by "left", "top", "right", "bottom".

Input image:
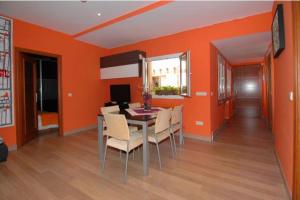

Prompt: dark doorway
[
  {"left": 233, "top": 65, "right": 262, "bottom": 118},
  {"left": 16, "top": 51, "right": 60, "bottom": 146}
]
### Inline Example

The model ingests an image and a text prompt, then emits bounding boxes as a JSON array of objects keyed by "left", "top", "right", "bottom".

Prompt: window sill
[{"left": 152, "top": 95, "right": 184, "bottom": 99}]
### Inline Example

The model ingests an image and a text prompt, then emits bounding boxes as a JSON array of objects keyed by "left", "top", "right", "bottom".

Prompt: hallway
[{"left": 0, "top": 115, "right": 289, "bottom": 200}]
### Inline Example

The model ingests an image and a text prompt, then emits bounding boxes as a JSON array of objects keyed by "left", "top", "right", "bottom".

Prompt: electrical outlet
[
  {"left": 196, "top": 121, "right": 204, "bottom": 126},
  {"left": 289, "top": 91, "right": 294, "bottom": 102}
]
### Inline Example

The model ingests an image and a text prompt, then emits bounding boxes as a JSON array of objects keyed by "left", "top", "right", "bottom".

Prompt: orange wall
[
  {"left": 261, "top": 46, "right": 274, "bottom": 121},
  {"left": 104, "top": 12, "right": 272, "bottom": 138},
  {"left": 0, "top": 12, "right": 272, "bottom": 148},
  {"left": 102, "top": 77, "right": 143, "bottom": 104},
  {"left": 261, "top": 62, "right": 268, "bottom": 119},
  {"left": 210, "top": 44, "right": 233, "bottom": 132},
  {"left": 272, "top": 1, "right": 294, "bottom": 194},
  {"left": 0, "top": 18, "right": 107, "bottom": 147}
]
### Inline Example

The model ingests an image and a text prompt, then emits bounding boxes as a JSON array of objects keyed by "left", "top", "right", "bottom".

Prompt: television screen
[{"left": 110, "top": 84, "right": 131, "bottom": 103}]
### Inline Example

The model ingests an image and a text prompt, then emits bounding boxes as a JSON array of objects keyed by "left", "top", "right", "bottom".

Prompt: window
[
  {"left": 218, "top": 54, "right": 226, "bottom": 100},
  {"left": 226, "top": 65, "right": 232, "bottom": 98},
  {"left": 144, "top": 52, "right": 191, "bottom": 97}
]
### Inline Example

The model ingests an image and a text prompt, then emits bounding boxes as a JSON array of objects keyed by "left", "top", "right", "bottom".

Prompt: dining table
[{"left": 97, "top": 107, "right": 183, "bottom": 176}]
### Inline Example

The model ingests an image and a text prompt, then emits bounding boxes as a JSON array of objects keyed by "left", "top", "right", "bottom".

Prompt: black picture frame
[{"left": 272, "top": 4, "right": 285, "bottom": 58}]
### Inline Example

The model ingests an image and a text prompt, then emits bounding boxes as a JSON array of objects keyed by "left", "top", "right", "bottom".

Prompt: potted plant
[{"left": 154, "top": 86, "right": 180, "bottom": 95}]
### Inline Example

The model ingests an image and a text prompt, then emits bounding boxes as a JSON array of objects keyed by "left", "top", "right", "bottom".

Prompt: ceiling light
[{"left": 97, "top": 12, "right": 101, "bottom": 17}]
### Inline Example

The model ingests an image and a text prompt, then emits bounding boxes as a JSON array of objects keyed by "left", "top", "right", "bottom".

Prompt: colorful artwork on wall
[{"left": 0, "top": 16, "right": 13, "bottom": 127}]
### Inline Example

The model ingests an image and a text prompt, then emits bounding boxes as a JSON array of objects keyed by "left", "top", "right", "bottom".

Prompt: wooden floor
[{"left": 0, "top": 117, "right": 289, "bottom": 200}]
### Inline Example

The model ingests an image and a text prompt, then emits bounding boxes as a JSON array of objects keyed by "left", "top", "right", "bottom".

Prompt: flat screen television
[{"left": 110, "top": 84, "right": 131, "bottom": 103}]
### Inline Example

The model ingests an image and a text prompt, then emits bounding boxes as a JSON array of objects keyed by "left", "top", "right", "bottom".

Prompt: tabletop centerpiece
[{"left": 142, "top": 87, "right": 152, "bottom": 111}]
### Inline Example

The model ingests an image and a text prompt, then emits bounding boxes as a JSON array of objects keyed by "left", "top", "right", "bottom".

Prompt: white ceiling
[
  {"left": 0, "top": 1, "right": 273, "bottom": 49},
  {"left": 213, "top": 32, "right": 271, "bottom": 65},
  {"left": 76, "top": 1, "right": 273, "bottom": 48},
  {"left": 0, "top": 1, "right": 153, "bottom": 35}
]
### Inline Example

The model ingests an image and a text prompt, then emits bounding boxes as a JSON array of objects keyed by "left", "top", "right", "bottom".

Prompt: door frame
[
  {"left": 15, "top": 48, "right": 63, "bottom": 147},
  {"left": 265, "top": 48, "right": 273, "bottom": 129},
  {"left": 293, "top": 2, "right": 300, "bottom": 200}
]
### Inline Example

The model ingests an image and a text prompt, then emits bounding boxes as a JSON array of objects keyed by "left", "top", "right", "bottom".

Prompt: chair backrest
[
  {"left": 171, "top": 105, "right": 183, "bottom": 125},
  {"left": 128, "top": 102, "right": 141, "bottom": 109},
  {"left": 101, "top": 105, "right": 120, "bottom": 114},
  {"left": 103, "top": 114, "right": 130, "bottom": 141},
  {"left": 155, "top": 109, "right": 171, "bottom": 134}
]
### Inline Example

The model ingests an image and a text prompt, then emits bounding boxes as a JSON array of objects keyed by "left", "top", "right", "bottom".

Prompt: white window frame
[
  {"left": 144, "top": 52, "right": 191, "bottom": 99},
  {"left": 218, "top": 54, "right": 226, "bottom": 101},
  {"left": 226, "top": 65, "right": 232, "bottom": 98}
]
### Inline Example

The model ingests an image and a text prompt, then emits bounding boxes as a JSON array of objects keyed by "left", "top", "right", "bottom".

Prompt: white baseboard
[
  {"left": 274, "top": 150, "right": 292, "bottom": 199},
  {"left": 8, "top": 144, "right": 17, "bottom": 151},
  {"left": 183, "top": 133, "right": 213, "bottom": 143},
  {"left": 64, "top": 124, "right": 97, "bottom": 136}
]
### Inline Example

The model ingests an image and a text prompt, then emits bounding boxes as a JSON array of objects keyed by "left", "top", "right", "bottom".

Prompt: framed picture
[{"left": 272, "top": 4, "right": 285, "bottom": 58}]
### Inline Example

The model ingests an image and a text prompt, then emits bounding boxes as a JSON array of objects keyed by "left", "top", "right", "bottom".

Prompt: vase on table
[{"left": 143, "top": 91, "right": 152, "bottom": 111}]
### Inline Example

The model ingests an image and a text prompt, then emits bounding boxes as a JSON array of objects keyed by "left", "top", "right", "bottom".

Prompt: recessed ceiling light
[{"left": 97, "top": 12, "right": 101, "bottom": 17}]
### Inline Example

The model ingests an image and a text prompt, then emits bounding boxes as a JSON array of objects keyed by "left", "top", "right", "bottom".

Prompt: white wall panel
[{"left": 100, "top": 64, "right": 139, "bottom": 80}]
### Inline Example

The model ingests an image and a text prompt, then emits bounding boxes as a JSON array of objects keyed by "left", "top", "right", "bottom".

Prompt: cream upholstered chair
[
  {"left": 101, "top": 105, "right": 120, "bottom": 114},
  {"left": 100, "top": 105, "right": 120, "bottom": 136},
  {"left": 103, "top": 113, "right": 143, "bottom": 177},
  {"left": 128, "top": 102, "right": 141, "bottom": 108},
  {"left": 171, "top": 105, "right": 183, "bottom": 151},
  {"left": 100, "top": 105, "right": 137, "bottom": 135},
  {"left": 148, "top": 109, "right": 174, "bottom": 168}
]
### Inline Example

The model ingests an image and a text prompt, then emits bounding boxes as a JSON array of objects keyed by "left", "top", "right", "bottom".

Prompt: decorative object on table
[
  {"left": 0, "top": 16, "right": 13, "bottom": 127},
  {"left": 142, "top": 87, "right": 152, "bottom": 110},
  {"left": 126, "top": 107, "right": 164, "bottom": 116},
  {"left": 272, "top": 4, "right": 285, "bottom": 58},
  {"left": 0, "top": 137, "right": 8, "bottom": 162}
]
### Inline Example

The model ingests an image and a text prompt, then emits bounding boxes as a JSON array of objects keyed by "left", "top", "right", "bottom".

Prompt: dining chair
[
  {"left": 101, "top": 105, "right": 120, "bottom": 114},
  {"left": 103, "top": 113, "right": 143, "bottom": 177},
  {"left": 171, "top": 105, "right": 183, "bottom": 152},
  {"left": 148, "top": 109, "right": 174, "bottom": 169},
  {"left": 101, "top": 105, "right": 138, "bottom": 134},
  {"left": 128, "top": 102, "right": 141, "bottom": 108}
]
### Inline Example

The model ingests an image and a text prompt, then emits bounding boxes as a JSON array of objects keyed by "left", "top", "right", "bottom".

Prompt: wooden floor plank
[{"left": 0, "top": 117, "right": 290, "bottom": 200}]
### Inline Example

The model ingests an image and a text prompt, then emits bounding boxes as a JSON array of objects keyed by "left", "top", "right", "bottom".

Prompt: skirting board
[
  {"left": 183, "top": 133, "right": 213, "bottom": 143},
  {"left": 274, "top": 150, "right": 292, "bottom": 199},
  {"left": 64, "top": 124, "right": 97, "bottom": 136},
  {"left": 8, "top": 144, "right": 17, "bottom": 151}
]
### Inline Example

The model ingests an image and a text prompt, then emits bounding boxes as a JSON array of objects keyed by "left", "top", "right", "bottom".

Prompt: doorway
[
  {"left": 265, "top": 52, "right": 273, "bottom": 129},
  {"left": 15, "top": 49, "right": 62, "bottom": 147},
  {"left": 233, "top": 65, "right": 262, "bottom": 118}
]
